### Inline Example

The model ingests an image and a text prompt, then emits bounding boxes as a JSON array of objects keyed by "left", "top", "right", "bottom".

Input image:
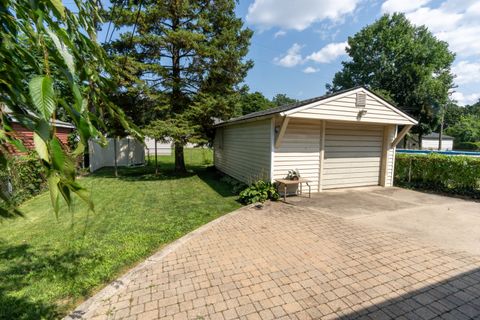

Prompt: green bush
[
  {"left": 454, "top": 141, "right": 480, "bottom": 151},
  {"left": 219, "top": 175, "right": 247, "bottom": 195},
  {"left": 395, "top": 153, "right": 480, "bottom": 197},
  {"left": 238, "top": 180, "right": 279, "bottom": 204},
  {"left": 0, "top": 152, "right": 46, "bottom": 206}
]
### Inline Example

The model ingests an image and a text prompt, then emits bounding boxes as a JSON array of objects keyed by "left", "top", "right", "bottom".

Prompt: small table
[{"left": 275, "top": 178, "right": 311, "bottom": 202}]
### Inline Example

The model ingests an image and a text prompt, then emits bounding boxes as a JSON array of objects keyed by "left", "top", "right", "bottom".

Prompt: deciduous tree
[
  {"left": 0, "top": 0, "right": 137, "bottom": 217},
  {"left": 271, "top": 93, "right": 297, "bottom": 107},
  {"left": 327, "top": 13, "right": 455, "bottom": 147}
]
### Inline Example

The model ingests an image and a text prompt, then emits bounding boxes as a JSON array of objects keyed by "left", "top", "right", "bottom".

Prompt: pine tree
[{"left": 105, "top": 0, "right": 253, "bottom": 172}]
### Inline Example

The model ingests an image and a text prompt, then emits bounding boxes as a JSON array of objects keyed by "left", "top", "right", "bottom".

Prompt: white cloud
[
  {"left": 451, "top": 91, "right": 480, "bottom": 106},
  {"left": 381, "top": 0, "right": 430, "bottom": 13},
  {"left": 452, "top": 61, "right": 480, "bottom": 85},
  {"left": 381, "top": 0, "right": 480, "bottom": 57},
  {"left": 246, "top": 0, "right": 359, "bottom": 31},
  {"left": 303, "top": 67, "right": 319, "bottom": 73},
  {"left": 306, "top": 42, "right": 348, "bottom": 63},
  {"left": 273, "top": 43, "right": 304, "bottom": 67},
  {"left": 467, "top": 1, "right": 480, "bottom": 17},
  {"left": 405, "top": 7, "right": 462, "bottom": 33},
  {"left": 274, "top": 30, "right": 287, "bottom": 38},
  {"left": 436, "top": 26, "right": 480, "bottom": 58}
]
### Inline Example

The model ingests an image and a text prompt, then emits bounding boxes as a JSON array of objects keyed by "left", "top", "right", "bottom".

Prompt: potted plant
[{"left": 286, "top": 169, "right": 301, "bottom": 180}]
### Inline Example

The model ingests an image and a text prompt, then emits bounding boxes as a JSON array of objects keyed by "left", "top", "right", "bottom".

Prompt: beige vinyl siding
[
  {"left": 323, "top": 122, "right": 383, "bottom": 189},
  {"left": 273, "top": 119, "right": 321, "bottom": 192},
  {"left": 214, "top": 119, "right": 271, "bottom": 184},
  {"left": 290, "top": 92, "right": 412, "bottom": 125},
  {"left": 385, "top": 126, "right": 397, "bottom": 187}
]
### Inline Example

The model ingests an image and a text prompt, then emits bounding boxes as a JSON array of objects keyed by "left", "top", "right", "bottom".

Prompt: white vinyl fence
[
  {"left": 88, "top": 137, "right": 145, "bottom": 172},
  {"left": 144, "top": 137, "right": 172, "bottom": 156}
]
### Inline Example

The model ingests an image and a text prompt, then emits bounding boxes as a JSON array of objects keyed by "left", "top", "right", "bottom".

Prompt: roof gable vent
[{"left": 356, "top": 92, "right": 366, "bottom": 108}]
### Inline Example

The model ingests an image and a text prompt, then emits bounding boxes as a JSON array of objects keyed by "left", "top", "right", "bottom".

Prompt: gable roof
[
  {"left": 423, "top": 132, "right": 454, "bottom": 140},
  {"left": 2, "top": 104, "right": 75, "bottom": 129},
  {"left": 216, "top": 86, "right": 418, "bottom": 126}
]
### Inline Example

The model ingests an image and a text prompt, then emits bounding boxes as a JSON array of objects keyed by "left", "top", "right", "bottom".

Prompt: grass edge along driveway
[{"left": 0, "top": 149, "right": 241, "bottom": 319}]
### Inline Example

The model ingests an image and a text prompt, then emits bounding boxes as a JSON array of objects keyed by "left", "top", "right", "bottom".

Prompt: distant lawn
[{"left": 0, "top": 148, "right": 241, "bottom": 319}]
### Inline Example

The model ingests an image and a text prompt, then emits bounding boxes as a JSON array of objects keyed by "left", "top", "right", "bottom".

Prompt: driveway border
[{"left": 65, "top": 205, "right": 251, "bottom": 319}]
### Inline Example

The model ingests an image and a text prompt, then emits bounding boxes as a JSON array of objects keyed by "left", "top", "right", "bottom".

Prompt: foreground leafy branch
[{"left": 0, "top": 0, "right": 139, "bottom": 217}]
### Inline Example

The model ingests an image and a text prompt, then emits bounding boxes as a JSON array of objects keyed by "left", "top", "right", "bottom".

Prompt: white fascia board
[{"left": 281, "top": 87, "right": 418, "bottom": 125}]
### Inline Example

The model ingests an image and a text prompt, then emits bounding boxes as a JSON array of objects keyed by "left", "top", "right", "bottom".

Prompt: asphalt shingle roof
[
  {"left": 216, "top": 86, "right": 383, "bottom": 126},
  {"left": 424, "top": 132, "right": 454, "bottom": 140}
]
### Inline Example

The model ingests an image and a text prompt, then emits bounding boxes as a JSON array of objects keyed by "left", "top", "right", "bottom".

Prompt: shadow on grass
[
  {"left": 338, "top": 267, "right": 480, "bottom": 319},
  {"left": 91, "top": 164, "right": 237, "bottom": 198},
  {"left": 0, "top": 240, "right": 91, "bottom": 319}
]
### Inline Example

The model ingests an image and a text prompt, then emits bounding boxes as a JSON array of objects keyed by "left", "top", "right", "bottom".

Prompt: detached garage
[{"left": 214, "top": 87, "right": 418, "bottom": 192}]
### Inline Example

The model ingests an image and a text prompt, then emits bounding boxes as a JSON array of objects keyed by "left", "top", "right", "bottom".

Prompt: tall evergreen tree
[{"left": 105, "top": 0, "right": 253, "bottom": 172}]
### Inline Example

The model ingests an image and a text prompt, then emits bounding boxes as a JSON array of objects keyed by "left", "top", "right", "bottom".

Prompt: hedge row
[
  {"left": 0, "top": 153, "right": 46, "bottom": 206},
  {"left": 454, "top": 141, "right": 480, "bottom": 151},
  {"left": 394, "top": 153, "right": 480, "bottom": 198}
]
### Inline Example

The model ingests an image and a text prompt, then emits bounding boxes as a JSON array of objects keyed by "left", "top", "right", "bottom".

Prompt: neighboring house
[
  {"left": 399, "top": 133, "right": 454, "bottom": 151},
  {"left": 144, "top": 137, "right": 172, "bottom": 156},
  {"left": 3, "top": 106, "right": 75, "bottom": 155},
  {"left": 421, "top": 133, "right": 453, "bottom": 151},
  {"left": 144, "top": 137, "right": 202, "bottom": 157},
  {"left": 214, "top": 86, "right": 417, "bottom": 191}
]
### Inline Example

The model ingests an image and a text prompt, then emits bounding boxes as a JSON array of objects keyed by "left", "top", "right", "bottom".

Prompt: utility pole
[{"left": 438, "top": 105, "right": 445, "bottom": 151}]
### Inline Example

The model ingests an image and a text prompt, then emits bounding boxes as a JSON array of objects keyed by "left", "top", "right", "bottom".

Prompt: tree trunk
[
  {"left": 113, "top": 137, "right": 118, "bottom": 177},
  {"left": 154, "top": 139, "right": 158, "bottom": 175},
  {"left": 439, "top": 113, "right": 444, "bottom": 151},
  {"left": 418, "top": 133, "right": 423, "bottom": 150},
  {"left": 170, "top": 6, "right": 186, "bottom": 173},
  {"left": 174, "top": 142, "right": 186, "bottom": 173}
]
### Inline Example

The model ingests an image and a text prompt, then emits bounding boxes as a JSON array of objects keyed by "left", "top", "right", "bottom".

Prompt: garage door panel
[
  {"left": 322, "top": 180, "right": 380, "bottom": 189},
  {"left": 325, "top": 146, "right": 382, "bottom": 153},
  {"left": 324, "top": 166, "right": 381, "bottom": 175},
  {"left": 325, "top": 151, "right": 382, "bottom": 158},
  {"left": 326, "top": 129, "right": 383, "bottom": 136},
  {"left": 326, "top": 135, "right": 383, "bottom": 142},
  {"left": 323, "top": 123, "right": 383, "bottom": 189},
  {"left": 324, "top": 160, "right": 381, "bottom": 169},
  {"left": 325, "top": 140, "right": 382, "bottom": 147}
]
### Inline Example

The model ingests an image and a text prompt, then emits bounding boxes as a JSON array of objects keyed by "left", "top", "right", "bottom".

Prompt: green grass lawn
[{"left": 0, "top": 148, "right": 241, "bottom": 319}]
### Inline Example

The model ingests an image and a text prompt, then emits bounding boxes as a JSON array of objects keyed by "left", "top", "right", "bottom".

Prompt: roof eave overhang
[
  {"left": 215, "top": 114, "right": 276, "bottom": 127},
  {"left": 281, "top": 87, "right": 418, "bottom": 125}
]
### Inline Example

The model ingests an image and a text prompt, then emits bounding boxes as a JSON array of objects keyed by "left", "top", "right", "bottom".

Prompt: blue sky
[
  {"left": 78, "top": 0, "right": 480, "bottom": 106},
  {"left": 236, "top": 0, "right": 480, "bottom": 105}
]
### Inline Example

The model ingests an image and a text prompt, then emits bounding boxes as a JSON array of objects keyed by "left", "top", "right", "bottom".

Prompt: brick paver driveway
[{"left": 68, "top": 200, "right": 480, "bottom": 320}]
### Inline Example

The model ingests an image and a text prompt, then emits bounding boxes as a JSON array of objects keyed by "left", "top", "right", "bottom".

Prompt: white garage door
[{"left": 323, "top": 122, "right": 384, "bottom": 189}]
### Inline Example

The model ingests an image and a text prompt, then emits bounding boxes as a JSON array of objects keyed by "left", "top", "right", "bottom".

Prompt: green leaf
[
  {"left": 0, "top": 152, "right": 7, "bottom": 167},
  {"left": 50, "top": 138, "right": 65, "bottom": 171},
  {"left": 46, "top": 28, "right": 75, "bottom": 74},
  {"left": 34, "top": 119, "right": 51, "bottom": 141},
  {"left": 47, "top": 174, "right": 60, "bottom": 216},
  {"left": 29, "top": 76, "right": 56, "bottom": 120},
  {"left": 49, "top": 0, "right": 66, "bottom": 19},
  {"left": 33, "top": 132, "right": 49, "bottom": 163},
  {"left": 72, "top": 141, "right": 85, "bottom": 157}
]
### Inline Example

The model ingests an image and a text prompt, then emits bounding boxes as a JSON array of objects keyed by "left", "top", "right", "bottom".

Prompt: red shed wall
[{"left": 7, "top": 123, "right": 73, "bottom": 155}]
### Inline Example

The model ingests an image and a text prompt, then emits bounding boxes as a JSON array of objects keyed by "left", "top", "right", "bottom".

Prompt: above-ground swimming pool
[{"left": 396, "top": 149, "right": 480, "bottom": 157}]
